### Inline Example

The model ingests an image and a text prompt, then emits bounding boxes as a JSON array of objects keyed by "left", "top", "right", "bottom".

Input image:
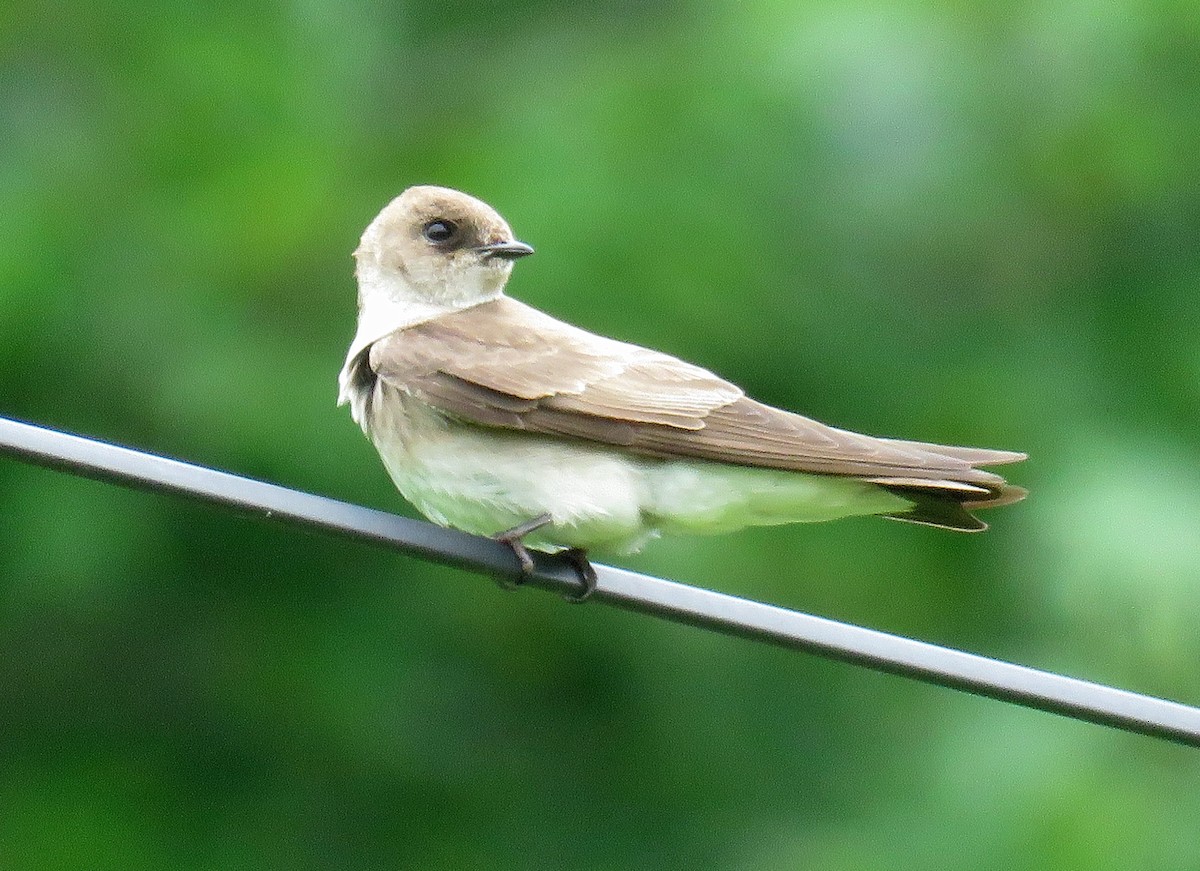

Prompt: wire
[{"left": 1, "top": 414, "right": 1198, "bottom": 747}]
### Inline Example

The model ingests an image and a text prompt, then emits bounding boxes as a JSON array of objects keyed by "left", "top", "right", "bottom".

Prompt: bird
[{"left": 338, "top": 186, "right": 1025, "bottom": 599}]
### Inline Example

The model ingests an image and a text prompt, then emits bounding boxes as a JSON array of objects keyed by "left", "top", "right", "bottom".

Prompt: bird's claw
[
  {"left": 493, "top": 515, "right": 551, "bottom": 592},
  {"left": 559, "top": 548, "right": 597, "bottom": 603},
  {"left": 491, "top": 515, "right": 597, "bottom": 602},
  {"left": 494, "top": 530, "right": 539, "bottom": 591}
]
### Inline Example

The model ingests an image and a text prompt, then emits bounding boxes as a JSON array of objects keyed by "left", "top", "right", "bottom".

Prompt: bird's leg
[
  {"left": 492, "top": 514, "right": 554, "bottom": 590},
  {"left": 491, "top": 515, "right": 598, "bottom": 602},
  {"left": 559, "top": 548, "right": 598, "bottom": 603}
]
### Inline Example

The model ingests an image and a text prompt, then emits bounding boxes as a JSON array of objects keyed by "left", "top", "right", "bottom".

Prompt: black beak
[{"left": 476, "top": 240, "right": 535, "bottom": 260}]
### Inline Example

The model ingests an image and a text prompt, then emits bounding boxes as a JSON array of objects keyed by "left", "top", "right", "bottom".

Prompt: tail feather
[
  {"left": 872, "top": 463, "right": 1027, "bottom": 532},
  {"left": 884, "top": 493, "right": 989, "bottom": 531}
]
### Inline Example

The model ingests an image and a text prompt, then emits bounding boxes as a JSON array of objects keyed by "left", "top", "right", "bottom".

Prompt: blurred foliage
[{"left": 2, "top": 0, "right": 1199, "bottom": 867}]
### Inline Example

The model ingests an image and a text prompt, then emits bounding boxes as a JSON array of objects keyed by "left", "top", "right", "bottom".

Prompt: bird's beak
[{"left": 476, "top": 240, "right": 535, "bottom": 260}]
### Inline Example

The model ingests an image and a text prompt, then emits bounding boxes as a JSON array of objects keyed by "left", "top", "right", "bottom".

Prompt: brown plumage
[{"left": 359, "top": 295, "right": 1026, "bottom": 531}]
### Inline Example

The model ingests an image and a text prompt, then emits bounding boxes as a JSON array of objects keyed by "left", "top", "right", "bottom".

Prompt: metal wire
[{"left": 2, "top": 414, "right": 1198, "bottom": 747}]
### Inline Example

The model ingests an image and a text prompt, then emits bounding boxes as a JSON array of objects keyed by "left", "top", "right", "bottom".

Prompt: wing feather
[{"left": 366, "top": 297, "right": 1025, "bottom": 523}]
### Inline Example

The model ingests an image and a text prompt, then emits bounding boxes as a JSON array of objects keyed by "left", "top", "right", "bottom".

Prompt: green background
[{"left": 3, "top": 1, "right": 1199, "bottom": 867}]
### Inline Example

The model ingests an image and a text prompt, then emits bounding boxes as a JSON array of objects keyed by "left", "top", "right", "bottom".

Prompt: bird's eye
[{"left": 422, "top": 220, "right": 458, "bottom": 244}]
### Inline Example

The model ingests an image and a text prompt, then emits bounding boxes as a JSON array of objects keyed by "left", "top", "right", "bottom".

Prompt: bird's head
[{"left": 354, "top": 185, "right": 533, "bottom": 310}]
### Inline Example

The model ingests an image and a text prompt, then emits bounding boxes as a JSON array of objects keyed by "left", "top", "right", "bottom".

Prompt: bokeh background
[{"left": 3, "top": 1, "right": 1199, "bottom": 867}]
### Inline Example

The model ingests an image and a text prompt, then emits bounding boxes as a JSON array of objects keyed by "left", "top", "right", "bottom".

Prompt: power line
[{"left": 1, "top": 414, "right": 1198, "bottom": 747}]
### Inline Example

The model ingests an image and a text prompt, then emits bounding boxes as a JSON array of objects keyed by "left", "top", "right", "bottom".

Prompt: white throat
[{"left": 337, "top": 255, "right": 505, "bottom": 406}]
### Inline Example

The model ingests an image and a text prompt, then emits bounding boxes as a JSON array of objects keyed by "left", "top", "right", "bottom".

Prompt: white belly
[{"left": 362, "top": 385, "right": 908, "bottom": 553}]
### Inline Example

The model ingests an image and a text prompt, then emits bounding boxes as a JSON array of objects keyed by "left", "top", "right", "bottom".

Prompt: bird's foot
[
  {"left": 492, "top": 514, "right": 553, "bottom": 591},
  {"left": 491, "top": 515, "right": 597, "bottom": 602},
  {"left": 559, "top": 547, "right": 597, "bottom": 603}
]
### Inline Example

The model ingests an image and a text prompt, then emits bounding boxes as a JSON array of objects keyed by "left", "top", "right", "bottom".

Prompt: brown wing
[{"left": 367, "top": 298, "right": 1025, "bottom": 527}]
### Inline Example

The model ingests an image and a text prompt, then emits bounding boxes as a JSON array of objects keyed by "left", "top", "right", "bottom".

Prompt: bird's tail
[{"left": 869, "top": 443, "right": 1027, "bottom": 532}]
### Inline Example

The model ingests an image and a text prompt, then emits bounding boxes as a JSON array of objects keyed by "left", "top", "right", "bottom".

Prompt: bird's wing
[{"left": 367, "top": 297, "right": 1024, "bottom": 505}]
